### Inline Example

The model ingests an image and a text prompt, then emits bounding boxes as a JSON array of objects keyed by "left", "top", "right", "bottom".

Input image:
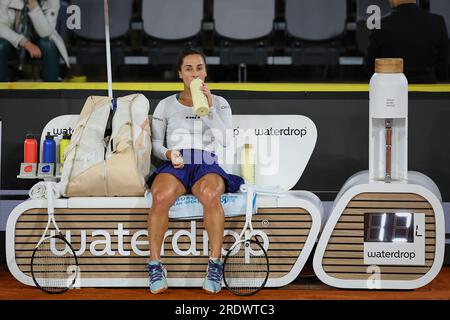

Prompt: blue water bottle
[{"left": 42, "top": 132, "right": 56, "bottom": 164}]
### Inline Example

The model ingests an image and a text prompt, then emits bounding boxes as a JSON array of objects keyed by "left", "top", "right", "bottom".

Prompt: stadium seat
[
  {"left": 141, "top": 0, "right": 204, "bottom": 65},
  {"left": 285, "top": 0, "right": 347, "bottom": 65},
  {"left": 72, "top": 0, "right": 132, "bottom": 40},
  {"left": 356, "top": 0, "right": 392, "bottom": 54},
  {"left": 213, "top": 0, "right": 275, "bottom": 65},
  {"left": 69, "top": 0, "right": 133, "bottom": 64}
]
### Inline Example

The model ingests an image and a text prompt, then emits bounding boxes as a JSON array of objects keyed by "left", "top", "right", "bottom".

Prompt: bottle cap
[
  {"left": 375, "top": 58, "right": 404, "bottom": 73},
  {"left": 190, "top": 78, "right": 204, "bottom": 89},
  {"left": 25, "top": 132, "right": 36, "bottom": 139},
  {"left": 62, "top": 133, "right": 72, "bottom": 140},
  {"left": 45, "top": 132, "right": 54, "bottom": 140},
  {"left": 244, "top": 143, "right": 252, "bottom": 148}
]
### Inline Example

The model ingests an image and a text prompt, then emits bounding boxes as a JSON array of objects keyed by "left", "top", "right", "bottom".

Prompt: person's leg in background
[
  {"left": 56, "top": 1, "right": 69, "bottom": 40},
  {"left": 38, "top": 37, "right": 60, "bottom": 81},
  {"left": 0, "top": 39, "right": 13, "bottom": 82}
]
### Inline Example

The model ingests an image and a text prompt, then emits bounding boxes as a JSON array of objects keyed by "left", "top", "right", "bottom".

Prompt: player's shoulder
[
  {"left": 158, "top": 94, "right": 177, "bottom": 106},
  {"left": 155, "top": 94, "right": 177, "bottom": 112},
  {"left": 212, "top": 94, "right": 231, "bottom": 110}
]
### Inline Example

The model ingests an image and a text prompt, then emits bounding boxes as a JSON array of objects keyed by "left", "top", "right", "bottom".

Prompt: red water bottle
[{"left": 24, "top": 133, "right": 38, "bottom": 163}]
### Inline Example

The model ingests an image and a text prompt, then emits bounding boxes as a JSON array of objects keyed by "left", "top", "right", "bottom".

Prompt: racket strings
[
  {"left": 223, "top": 241, "right": 269, "bottom": 296},
  {"left": 32, "top": 237, "right": 77, "bottom": 293}
]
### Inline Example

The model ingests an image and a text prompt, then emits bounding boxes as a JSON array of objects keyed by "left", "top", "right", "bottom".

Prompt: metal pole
[
  {"left": 238, "top": 63, "right": 247, "bottom": 83},
  {"left": 104, "top": 0, "right": 113, "bottom": 98}
]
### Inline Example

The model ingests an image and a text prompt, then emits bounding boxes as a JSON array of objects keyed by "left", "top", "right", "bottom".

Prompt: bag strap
[
  {"left": 104, "top": 98, "right": 117, "bottom": 155},
  {"left": 104, "top": 98, "right": 117, "bottom": 138}
]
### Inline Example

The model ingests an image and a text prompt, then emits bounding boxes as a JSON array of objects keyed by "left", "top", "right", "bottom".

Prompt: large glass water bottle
[{"left": 369, "top": 58, "right": 408, "bottom": 182}]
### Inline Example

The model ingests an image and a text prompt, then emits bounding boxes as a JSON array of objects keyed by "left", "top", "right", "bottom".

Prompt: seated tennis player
[{"left": 146, "top": 48, "right": 244, "bottom": 294}]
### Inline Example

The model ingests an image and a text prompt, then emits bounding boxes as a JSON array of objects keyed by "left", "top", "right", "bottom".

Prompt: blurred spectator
[
  {"left": 418, "top": 0, "right": 430, "bottom": 11},
  {"left": 365, "top": 0, "right": 448, "bottom": 83},
  {"left": 0, "top": 0, "right": 69, "bottom": 82}
]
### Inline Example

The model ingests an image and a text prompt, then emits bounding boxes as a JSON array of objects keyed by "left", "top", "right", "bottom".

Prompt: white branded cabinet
[{"left": 313, "top": 59, "right": 446, "bottom": 290}]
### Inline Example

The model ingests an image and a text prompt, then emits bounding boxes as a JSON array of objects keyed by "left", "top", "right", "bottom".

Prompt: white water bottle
[{"left": 190, "top": 78, "right": 210, "bottom": 117}]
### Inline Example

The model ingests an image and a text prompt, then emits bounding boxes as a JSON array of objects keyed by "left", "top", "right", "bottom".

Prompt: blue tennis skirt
[{"left": 146, "top": 149, "right": 244, "bottom": 193}]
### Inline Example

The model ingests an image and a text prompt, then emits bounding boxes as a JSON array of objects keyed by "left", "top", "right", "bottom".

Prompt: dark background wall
[{"left": 1, "top": 89, "right": 450, "bottom": 202}]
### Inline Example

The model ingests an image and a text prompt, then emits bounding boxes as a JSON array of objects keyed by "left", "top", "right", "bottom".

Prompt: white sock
[{"left": 210, "top": 256, "right": 221, "bottom": 263}]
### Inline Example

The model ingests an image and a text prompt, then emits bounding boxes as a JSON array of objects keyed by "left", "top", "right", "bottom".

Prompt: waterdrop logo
[
  {"left": 48, "top": 223, "right": 270, "bottom": 259},
  {"left": 254, "top": 127, "right": 307, "bottom": 138},
  {"left": 52, "top": 128, "right": 74, "bottom": 138}
]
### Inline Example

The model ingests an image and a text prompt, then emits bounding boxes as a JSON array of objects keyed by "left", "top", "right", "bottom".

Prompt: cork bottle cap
[{"left": 375, "top": 58, "right": 404, "bottom": 73}]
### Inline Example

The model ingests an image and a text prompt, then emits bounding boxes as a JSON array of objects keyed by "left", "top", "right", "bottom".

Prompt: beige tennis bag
[{"left": 59, "top": 93, "right": 151, "bottom": 197}]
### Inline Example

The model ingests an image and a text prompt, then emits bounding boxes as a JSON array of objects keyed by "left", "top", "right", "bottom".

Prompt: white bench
[{"left": 7, "top": 114, "right": 324, "bottom": 288}]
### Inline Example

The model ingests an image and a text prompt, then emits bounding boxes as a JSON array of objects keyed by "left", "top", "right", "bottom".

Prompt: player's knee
[
  {"left": 196, "top": 186, "right": 222, "bottom": 207},
  {"left": 151, "top": 188, "right": 178, "bottom": 209}
]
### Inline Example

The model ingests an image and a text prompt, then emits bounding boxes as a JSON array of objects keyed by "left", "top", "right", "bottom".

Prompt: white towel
[
  {"left": 144, "top": 190, "right": 255, "bottom": 220},
  {"left": 29, "top": 181, "right": 61, "bottom": 200}
]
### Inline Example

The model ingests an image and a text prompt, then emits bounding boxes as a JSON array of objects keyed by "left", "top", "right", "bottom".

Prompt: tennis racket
[
  {"left": 31, "top": 182, "right": 79, "bottom": 294},
  {"left": 223, "top": 184, "right": 269, "bottom": 296}
]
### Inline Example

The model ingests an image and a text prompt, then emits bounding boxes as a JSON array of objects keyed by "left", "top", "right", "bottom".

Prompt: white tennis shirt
[{"left": 151, "top": 94, "right": 233, "bottom": 160}]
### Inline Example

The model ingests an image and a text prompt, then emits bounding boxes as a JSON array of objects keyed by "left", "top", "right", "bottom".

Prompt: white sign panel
[
  {"left": 364, "top": 213, "right": 425, "bottom": 266},
  {"left": 218, "top": 115, "right": 317, "bottom": 191},
  {"left": 42, "top": 114, "right": 317, "bottom": 191}
]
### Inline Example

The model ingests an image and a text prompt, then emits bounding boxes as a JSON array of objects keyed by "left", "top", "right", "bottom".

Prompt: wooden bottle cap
[{"left": 375, "top": 58, "right": 404, "bottom": 73}]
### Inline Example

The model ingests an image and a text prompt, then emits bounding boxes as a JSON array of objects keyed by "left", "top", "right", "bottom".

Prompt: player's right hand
[{"left": 169, "top": 150, "right": 184, "bottom": 169}]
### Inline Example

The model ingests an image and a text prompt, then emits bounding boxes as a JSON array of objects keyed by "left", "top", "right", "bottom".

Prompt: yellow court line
[{"left": 0, "top": 82, "right": 450, "bottom": 92}]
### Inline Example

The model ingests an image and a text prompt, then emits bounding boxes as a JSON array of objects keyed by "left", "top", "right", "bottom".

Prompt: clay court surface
[{"left": 1, "top": 264, "right": 449, "bottom": 300}]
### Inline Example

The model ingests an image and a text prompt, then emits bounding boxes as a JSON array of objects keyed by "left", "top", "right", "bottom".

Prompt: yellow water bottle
[
  {"left": 241, "top": 144, "right": 255, "bottom": 184},
  {"left": 59, "top": 133, "right": 71, "bottom": 165}
]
